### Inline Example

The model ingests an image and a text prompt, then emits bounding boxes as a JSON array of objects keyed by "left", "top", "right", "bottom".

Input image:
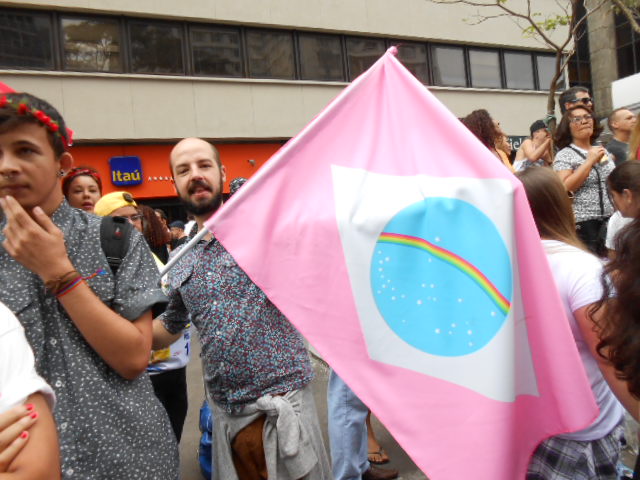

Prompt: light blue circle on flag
[{"left": 371, "top": 197, "right": 512, "bottom": 357}]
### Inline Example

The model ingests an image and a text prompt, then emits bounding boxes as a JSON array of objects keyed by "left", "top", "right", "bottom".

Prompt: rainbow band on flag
[{"left": 378, "top": 232, "right": 511, "bottom": 315}]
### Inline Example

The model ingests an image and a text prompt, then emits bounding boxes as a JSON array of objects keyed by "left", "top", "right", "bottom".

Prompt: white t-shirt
[
  {"left": 0, "top": 302, "right": 55, "bottom": 413},
  {"left": 542, "top": 240, "right": 623, "bottom": 441},
  {"left": 605, "top": 211, "right": 632, "bottom": 250}
]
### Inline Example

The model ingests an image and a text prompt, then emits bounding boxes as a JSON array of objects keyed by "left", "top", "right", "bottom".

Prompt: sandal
[{"left": 368, "top": 449, "right": 390, "bottom": 465}]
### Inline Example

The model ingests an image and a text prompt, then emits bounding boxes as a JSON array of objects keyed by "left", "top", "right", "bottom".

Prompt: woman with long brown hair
[
  {"left": 516, "top": 167, "right": 636, "bottom": 479},
  {"left": 137, "top": 204, "right": 171, "bottom": 264}
]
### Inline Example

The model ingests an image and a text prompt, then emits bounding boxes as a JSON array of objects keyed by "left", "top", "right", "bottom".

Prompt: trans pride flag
[{"left": 206, "top": 48, "right": 598, "bottom": 479}]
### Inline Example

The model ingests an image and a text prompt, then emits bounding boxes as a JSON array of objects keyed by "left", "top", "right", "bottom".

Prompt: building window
[
  {"left": 0, "top": 10, "right": 53, "bottom": 69},
  {"left": 394, "top": 42, "right": 429, "bottom": 84},
  {"left": 246, "top": 29, "right": 295, "bottom": 79},
  {"left": 129, "top": 21, "right": 184, "bottom": 74},
  {"left": 468, "top": 49, "right": 501, "bottom": 88},
  {"left": 503, "top": 51, "right": 534, "bottom": 90},
  {"left": 61, "top": 16, "right": 121, "bottom": 72},
  {"left": 190, "top": 25, "right": 242, "bottom": 77},
  {"left": 346, "top": 37, "right": 385, "bottom": 80},
  {"left": 431, "top": 45, "right": 466, "bottom": 87},
  {"left": 536, "top": 54, "right": 561, "bottom": 91},
  {"left": 615, "top": 13, "right": 640, "bottom": 78},
  {"left": 298, "top": 33, "right": 344, "bottom": 81}
]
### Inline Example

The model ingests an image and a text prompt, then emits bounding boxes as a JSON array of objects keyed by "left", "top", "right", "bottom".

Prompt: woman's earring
[{"left": 58, "top": 170, "right": 65, "bottom": 177}]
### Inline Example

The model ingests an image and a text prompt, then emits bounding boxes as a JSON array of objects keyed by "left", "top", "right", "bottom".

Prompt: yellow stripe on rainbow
[{"left": 378, "top": 232, "right": 511, "bottom": 315}]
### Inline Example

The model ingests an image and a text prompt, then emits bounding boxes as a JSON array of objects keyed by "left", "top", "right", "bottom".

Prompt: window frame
[
  {"left": 0, "top": 7, "right": 57, "bottom": 71},
  {"left": 467, "top": 47, "right": 503, "bottom": 89},
  {"left": 430, "top": 43, "right": 468, "bottom": 88},
  {"left": 244, "top": 27, "right": 296, "bottom": 80},
  {"left": 58, "top": 12, "right": 125, "bottom": 73},
  {"left": 187, "top": 22, "right": 245, "bottom": 78},
  {"left": 0, "top": 6, "right": 572, "bottom": 93},
  {"left": 127, "top": 17, "right": 186, "bottom": 75}
]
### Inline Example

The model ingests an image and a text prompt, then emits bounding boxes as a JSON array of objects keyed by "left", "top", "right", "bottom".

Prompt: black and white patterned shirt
[
  {"left": 0, "top": 201, "right": 179, "bottom": 480},
  {"left": 553, "top": 145, "right": 614, "bottom": 222}
]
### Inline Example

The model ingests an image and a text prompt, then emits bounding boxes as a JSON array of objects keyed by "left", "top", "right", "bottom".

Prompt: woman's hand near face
[{"left": 586, "top": 146, "right": 606, "bottom": 166}]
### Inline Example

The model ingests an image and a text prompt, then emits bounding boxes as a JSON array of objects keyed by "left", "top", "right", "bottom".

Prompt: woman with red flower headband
[{"left": 61, "top": 167, "right": 102, "bottom": 213}]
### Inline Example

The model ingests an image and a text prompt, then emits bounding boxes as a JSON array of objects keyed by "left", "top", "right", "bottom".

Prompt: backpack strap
[{"left": 100, "top": 216, "right": 133, "bottom": 275}]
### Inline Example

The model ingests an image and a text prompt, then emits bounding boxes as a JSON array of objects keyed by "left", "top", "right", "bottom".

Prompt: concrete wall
[
  {"left": 0, "top": 72, "right": 550, "bottom": 140},
  {"left": 5, "top": 0, "right": 567, "bottom": 48}
]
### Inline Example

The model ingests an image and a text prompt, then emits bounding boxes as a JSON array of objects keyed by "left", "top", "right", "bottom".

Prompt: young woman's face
[
  {"left": 66, "top": 175, "right": 101, "bottom": 212},
  {"left": 611, "top": 189, "right": 640, "bottom": 218},
  {"left": 568, "top": 108, "right": 594, "bottom": 141}
]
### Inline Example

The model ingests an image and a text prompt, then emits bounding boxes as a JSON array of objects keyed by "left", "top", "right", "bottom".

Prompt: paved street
[{"left": 178, "top": 328, "right": 427, "bottom": 480}]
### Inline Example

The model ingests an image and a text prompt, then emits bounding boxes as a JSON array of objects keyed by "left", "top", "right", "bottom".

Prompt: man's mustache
[{"left": 187, "top": 179, "right": 212, "bottom": 195}]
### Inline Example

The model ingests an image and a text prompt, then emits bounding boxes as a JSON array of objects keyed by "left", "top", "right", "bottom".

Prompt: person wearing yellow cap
[{"left": 94, "top": 191, "right": 143, "bottom": 231}]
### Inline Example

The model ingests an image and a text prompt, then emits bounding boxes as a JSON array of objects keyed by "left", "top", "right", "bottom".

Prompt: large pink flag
[{"left": 206, "top": 47, "right": 598, "bottom": 479}]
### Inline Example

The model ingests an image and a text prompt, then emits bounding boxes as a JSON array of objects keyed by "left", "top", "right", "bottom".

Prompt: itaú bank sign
[{"left": 109, "top": 156, "right": 143, "bottom": 186}]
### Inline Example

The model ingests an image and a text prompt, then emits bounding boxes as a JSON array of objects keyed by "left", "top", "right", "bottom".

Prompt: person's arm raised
[
  {"left": 522, "top": 137, "right": 551, "bottom": 162},
  {"left": 0, "top": 196, "right": 152, "bottom": 380},
  {"left": 556, "top": 146, "right": 606, "bottom": 193}
]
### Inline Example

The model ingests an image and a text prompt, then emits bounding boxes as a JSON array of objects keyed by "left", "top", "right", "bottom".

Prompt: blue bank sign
[{"left": 109, "top": 156, "right": 143, "bottom": 186}]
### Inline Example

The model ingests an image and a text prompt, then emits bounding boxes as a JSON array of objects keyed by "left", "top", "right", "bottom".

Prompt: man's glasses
[
  {"left": 570, "top": 97, "right": 593, "bottom": 105},
  {"left": 569, "top": 114, "right": 593, "bottom": 124}
]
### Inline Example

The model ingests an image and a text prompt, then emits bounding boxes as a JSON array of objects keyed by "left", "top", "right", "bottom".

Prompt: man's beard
[{"left": 180, "top": 178, "right": 224, "bottom": 216}]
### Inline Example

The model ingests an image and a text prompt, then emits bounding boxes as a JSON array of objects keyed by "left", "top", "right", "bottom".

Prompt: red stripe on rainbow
[{"left": 378, "top": 232, "right": 511, "bottom": 315}]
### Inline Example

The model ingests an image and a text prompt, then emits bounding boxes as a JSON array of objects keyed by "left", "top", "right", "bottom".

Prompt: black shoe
[{"left": 362, "top": 465, "right": 399, "bottom": 480}]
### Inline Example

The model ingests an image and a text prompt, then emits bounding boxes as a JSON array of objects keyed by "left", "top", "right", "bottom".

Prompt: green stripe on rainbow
[{"left": 378, "top": 232, "right": 511, "bottom": 315}]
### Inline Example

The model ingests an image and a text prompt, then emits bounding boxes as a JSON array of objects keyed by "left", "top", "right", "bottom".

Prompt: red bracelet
[{"left": 55, "top": 277, "right": 83, "bottom": 298}]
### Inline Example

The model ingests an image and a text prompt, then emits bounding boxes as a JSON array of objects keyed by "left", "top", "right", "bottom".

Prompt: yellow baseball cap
[{"left": 94, "top": 191, "right": 137, "bottom": 217}]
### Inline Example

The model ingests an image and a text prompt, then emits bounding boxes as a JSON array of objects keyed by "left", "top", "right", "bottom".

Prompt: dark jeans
[{"left": 150, "top": 366, "right": 188, "bottom": 443}]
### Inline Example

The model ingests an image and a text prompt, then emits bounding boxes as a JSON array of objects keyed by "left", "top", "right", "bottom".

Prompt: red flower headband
[
  {"left": 0, "top": 95, "right": 74, "bottom": 148},
  {"left": 62, "top": 167, "right": 102, "bottom": 196}
]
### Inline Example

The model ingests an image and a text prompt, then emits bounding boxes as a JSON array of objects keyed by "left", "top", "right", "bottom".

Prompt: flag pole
[{"left": 160, "top": 226, "right": 210, "bottom": 277}]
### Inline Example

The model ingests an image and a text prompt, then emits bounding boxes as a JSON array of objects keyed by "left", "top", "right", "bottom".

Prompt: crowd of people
[{"left": 2, "top": 85, "right": 640, "bottom": 480}]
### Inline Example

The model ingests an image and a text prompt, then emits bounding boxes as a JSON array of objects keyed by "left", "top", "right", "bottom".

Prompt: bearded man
[{"left": 152, "top": 138, "right": 331, "bottom": 480}]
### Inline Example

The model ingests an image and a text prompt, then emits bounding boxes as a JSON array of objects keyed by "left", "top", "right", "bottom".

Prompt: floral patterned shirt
[
  {"left": 553, "top": 144, "right": 615, "bottom": 222},
  {"left": 161, "top": 236, "right": 314, "bottom": 412},
  {"left": 0, "top": 201, "right": 178, "bottom": 480}
]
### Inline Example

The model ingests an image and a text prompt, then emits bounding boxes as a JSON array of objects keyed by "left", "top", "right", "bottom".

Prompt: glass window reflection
[
  {"left": 62, "top": 16, "right": 121, "bottom": 72},
  {"left": 130, "top": 21, "right": 184, "bottom": 74},
  {"left": 432, "top": 45, "right": 466, "bottom": 87},
  {"left": 246, "top": 30, "right": 295, "bottom": 79},
  {"left": 469, "top": 49, "right": 501, "bottom": 88},
  {"left": 191, "top": 26, "right": 242, "bottom": 77},
  {"left": 299, "top": 33, "right": 344, "bottom": 81}
]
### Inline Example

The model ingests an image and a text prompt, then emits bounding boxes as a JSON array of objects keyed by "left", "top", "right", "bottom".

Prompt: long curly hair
[
  {"left": 554, "top": 105, "right": 602, "bottom": 150},
  {"left": 591, "top": 162, "right": 640, "bottom": 397},
  {"left": 591, "top": 218, "right": 640, "bottom": 397},
  {"left": 138, "top": 204, "right": 170, "bottom": 249},
  {"left": 461, "top": 109, "right": 498, "bottom": 151}
]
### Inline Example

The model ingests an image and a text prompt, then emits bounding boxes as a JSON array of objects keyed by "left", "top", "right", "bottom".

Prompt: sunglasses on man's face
[{"left": 570, "top": 97, "right": 593, "bottom": 105}]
